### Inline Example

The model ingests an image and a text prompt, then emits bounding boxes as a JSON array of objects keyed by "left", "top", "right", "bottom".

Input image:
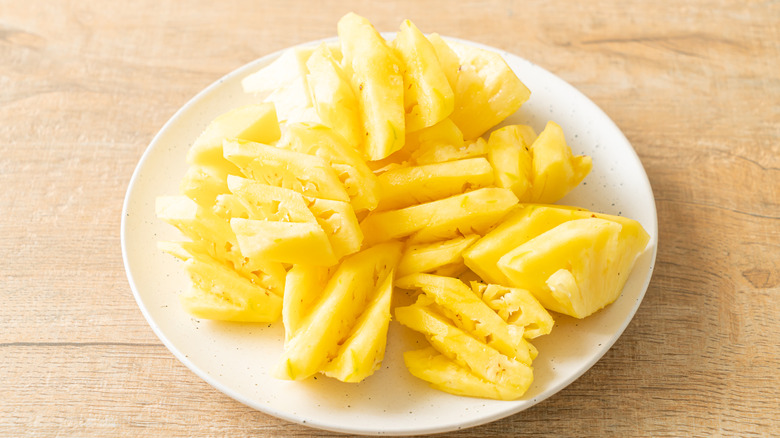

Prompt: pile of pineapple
[{"left": 156, "top": 13, "right": 650, "bottom": 400}]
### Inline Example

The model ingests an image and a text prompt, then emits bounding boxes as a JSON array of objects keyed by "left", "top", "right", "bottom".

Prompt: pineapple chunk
[
  {"left": 274, "top": 242, "right": 402, "bottom": 380},
  {"left": 529, "top": 121, "right": 592, "bottom": 203},
  {"left": 395, "top": 300, "right": 533, "bottom": 392},
  {"left": 223, "top": 139, "right": 349, "bottom": 202},
  {"left": 338, "top": 12, "right": 405, "bottom": 160},
  {"left": 393, "top": 19, "right": 455, "bottom": 132},
  {"left": 321, "top": 269, "right": 394, "bottom": 382},
  {"left": 397, "top": 234, "right": 479, "bottom": 277},
  {"left": 471, "top": 282, "right": 554, "bottom": 339},
  {"left": 360, "top": 187, "right": 518, "bottom": 245},
  {"left": 487, "top": 124, "right": 535, "bottom": 200},
  {"left": 404, "top": 347, "right": 527, "bottom": 400},
  {"left": 227, "top": 175, "right": 316, "bottom": 223},
  {"left": 428, "top": 34, "right": 530, "bottom": 140},
  {"left": 181, "top": 256, "right": 282, "bottom": 322},
  {"left": 305, "top": 44, "right": 362, "bottom": 149},
  {"left": 186, "top": 103, "right": 281, "bottom": 168},
  {"left": 396, "top": 274, "right": 533, "bottom": 364},
  {"left": 376, "top": 158, "right": 494, "bottom": 210},
  {"left": 230, "top": 218, "right": 337, "bottom": 267},
  {"left": 304, "top": 196, "right": 363, "bottom": 260},
  {"left": 179, "top": 164, "right": 232, "bottom": 208},
  {"left": 498, "top": 217, "right": 649, "bottom": 318},
  {"left": 283, "top": 265, "right": 330, "bottom": 343},
  {"left": 278, "top": 123, "right": 380, "bottom": 212},
  {"left": 242, "top": 47, "right": 318, "bottom": 125}
]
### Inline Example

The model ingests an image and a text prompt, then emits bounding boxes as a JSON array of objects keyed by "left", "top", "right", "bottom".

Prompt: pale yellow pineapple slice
[
  {"left": 404, "top": 347, "right": 527, "bottom": 400},
  {"left": 487, "top": 124, "right": 536, "bottom": 200},
  {"left": 304, "top": 196, "right": 363, "bottom": 260},
  {"left": 470, "top": 282, "right": 554, "bottom": 339},
  {"left": 396, "top": 234, "right": 480, "bottom": 277},
  {"left": 179, "top": 164, "right": 232, "bottom": 208},
  {"left": 321, "top": 269, "right": 394, "bottom": 382},
  {"left": 360, "top": 187, "right": 518, "bottom": 245},
  {"left": 277, "top": 123, "right": 380, "bottom": 212},
  {"left": 230, "top": 218, "right": 336, "bottom": 267},
  {"left": 498, "top": 217, "right": 649, "bottom": 318},
  {"left": 305, "top": 44, "right": 362, "bottom": 148},
  {"left": 283, "top": 265, "right": 330, "bottom": 343},
  {"left": 227, "top": 175, "right": 315, "bottom": 222},
  {"left": 223, "top": 139, "right": 350, "bottom": 202},
  {"left": 428, "top": 34, "right": 530, "bottom": 140},
  {"left": 338, "top": 12, "right": 405, "bottom": 160},
  {"left": 376, "top": 158, "right": 494, "bottom": 211},
  {"left": 274, "top": 241, "right": 402, "bottom": 380},
  {"left": 182, "top": 256, "right": 282, "bottom": 322},
  {"left": 393, "top": 19, "right": 454, "bottom": 132},
  {"left": 186, "top": 103, "right": 281, "bottom": 167},
  {"left": 396, "top": 273, "right": 533, "bottom": 364},
  {"left": 529, "top": 121, "right": 592, "bottom": 203},
  {"left": 395, "top": 300, "right": 533, "bottom": 393},
  {"left": 242, "top": 47, "right": 319, "bottom": 125}
]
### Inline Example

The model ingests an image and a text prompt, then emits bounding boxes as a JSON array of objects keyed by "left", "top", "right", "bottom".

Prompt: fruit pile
[{"left": 156, "top": 13, "right": 649, "bottom": 400}]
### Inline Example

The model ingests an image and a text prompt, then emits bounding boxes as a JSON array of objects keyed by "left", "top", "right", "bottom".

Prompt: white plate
[{"left": 122, "top": 36, "right": 658, "bottom": 435}]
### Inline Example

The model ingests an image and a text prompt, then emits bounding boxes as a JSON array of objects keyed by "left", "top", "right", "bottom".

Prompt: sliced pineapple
[
  {"left": 376, "top": 158, "right": 494, "bottom": 211},
  {"left": 230, "top": 218, "right": 336, "bottom": 267},
  {"left": 393, "top": 19, "right": 454, "bottom": 132},
  {"left": 283, "top": 265, "right": 330, "bottom": 343},
  {"left": 528, "top": 121, "right": 592, "bottom": 203},
  {"left": 274, "top": 242, "right": 402, "bottom": 380},
  {"left": 498, "top": 217, "right": 649, "bottom": 318},
  {"left": 487, "top": 124, "right": 535, "bottom": 201},
  {"left": 360, "top": 187, "right": 518, "bottom": 245},
  {"left": 470, "top": 282, "right": 554, "bottom": 339},
  {"left": 338, "top": 12, "right": 405, "bottom": 160},
  {"left": 396, "top": 234, "right": 480, "bottom": 278}
]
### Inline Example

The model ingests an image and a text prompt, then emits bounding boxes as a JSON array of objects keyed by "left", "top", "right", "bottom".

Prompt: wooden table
[{"left": 2, "top": 1, "right": 778, "bottom": 436}]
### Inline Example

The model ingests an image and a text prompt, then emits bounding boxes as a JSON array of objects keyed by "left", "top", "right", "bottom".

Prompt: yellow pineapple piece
[
  {"left": 470, "top": 282, "right": 554, "bottom": 339},
  {"left": 305, "top": 44, "right": 362, "bottom": 149},
  {"left": 528, "top": 121, "right": 592, "bottom": 203},
  {"left": 186, "top": 103, "right": 281, "bottom": 168},
  {"left": 393, "top": 19, "right": 454, "bottom": 132},
  {"left": 283, "top": 265, "right": 330, "bottom": 343},
  {"left": 230, "top": 218, "right": 336, "bottom": 267},
  {"left": 376, "top": 158, "right": 494, "bottom": 211},
  {"left": 338, "top": 12, "right": 405, "bottom": 160},
  {"left": 360, "top": 187, "right": 518, "bottom": 245},
  {"left": 304, "top": 196, "right": 363, "bottom": 260},
  {"left": 182, "top": 256, "right": 282, "bottom": 322},
  {"left": 223, "top": 139, "right": 349, "bottom": 202},
  {"left": 396, "top": 274, "right": 533, "bottom": 364},
  {"left": 277, "top": 123, "right": 380, "bottom": 212},
  {"left": 403, "top": 347, "right": 527, "bottom": 400},
  {"left": 395, "top": 300, "right": 533, "bottom": 393},
  {"left": 321, "top": 268, "right": 394, "bottom": 382},
  {"left": 427, "top": 34, "right": 530, "bottom": 140},
  {"left": 396, "top": 234, "right": 480, "bottom": 277},
  {"left": 487, "top": 124, "right": 536, "bottom": 200},
  {"left": 274, "top": 241, "right": 402, "bottom": 380},
  {"left": 179, "top": 164, "right": 232, "bottom": 209},
  {"left": 498, "top": 217, "right": 649, "bottom": 318},
  {"left": 227, "top": 175, "right": 315, "bottom": 222}
]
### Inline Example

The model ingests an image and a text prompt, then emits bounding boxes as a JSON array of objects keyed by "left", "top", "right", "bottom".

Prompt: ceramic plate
[{"left": 122, "top": 36, "right": 658, "bottom": 435}]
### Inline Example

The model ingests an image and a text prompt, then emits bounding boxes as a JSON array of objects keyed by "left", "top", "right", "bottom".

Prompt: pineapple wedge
[
  {"left": 471, "top": 282, "right": 554, "bottom": 339},
  {"left": 230, "top": 218, "right": 336, "bottom": 267},
  {"left": 274, "top": 242, "right": 402, "bottom": 381},
  {"left": 360, "top": 187, "right": 518, "bottom": 245},
  {"left": 338, "top": 12, "right": 405, "bottom": 160},
  {"left": 305, "top": 44, "right": 362, "bottom": 149},
  {"left": 487, "top": 124, "right": 536, "bottom": 200},
  {"left": 529, "top": 121, "right": 592, "bottom": 203},
  {"left": 223, "top": 139, "right": 349, "bottom": 202},
  {"left": 396, "top": 234, "right": 480, "bottom": 277},
  {"left": 377, "top": 158, "right": 494, "bottom": 211},
  {"left": 282, "top": 265, "right": 330, "bottom": 343},
  {"left": 395, "top": 300, "right": 533, "bottom": 393},
  {"left": 498, "top": 217, "right": 649, "bottom": 318},
  {"left": 428, "top": 34, "right": 530, "bottom": 140},
  {"left": 321, "top": 269, "right": 394, "bottom": 382},
  {"left": 404, "top": 347, "right": 527, "bottom": 400},
  {"left": 393, "top": 19, "right": 455, "bottom": 132},
  {"left": 304, "top": 196, "right": 363, "bottom": 260},
  {"left": 396, "top": 273, "right": 534, "bottom": 365}
]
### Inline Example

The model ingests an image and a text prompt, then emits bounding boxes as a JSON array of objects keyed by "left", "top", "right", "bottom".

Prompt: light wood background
[{"left": 1, "top": 0, "right": 778, "bottom": 436}]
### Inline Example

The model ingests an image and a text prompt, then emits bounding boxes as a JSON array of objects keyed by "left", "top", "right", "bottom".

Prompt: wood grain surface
[{"left": 1, "top": 0, "right": 778, "bottom": 436}]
